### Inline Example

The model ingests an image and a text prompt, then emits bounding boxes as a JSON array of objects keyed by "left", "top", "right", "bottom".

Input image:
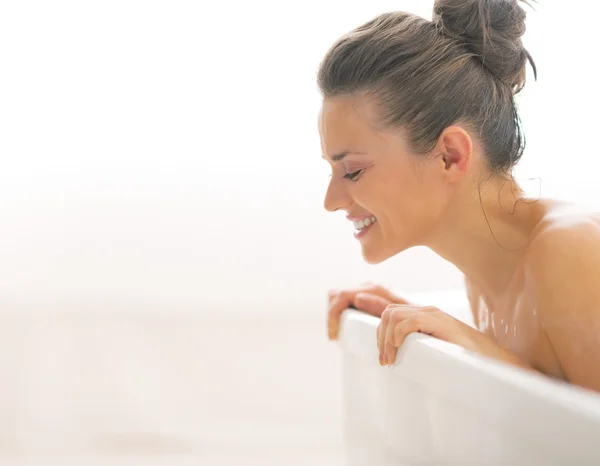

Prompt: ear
[{"left": 436, "top": 126, "right": 473, "bottom": 179}]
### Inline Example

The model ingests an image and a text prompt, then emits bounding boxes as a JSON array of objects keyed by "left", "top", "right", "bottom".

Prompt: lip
[
  {"left": 354, "top": 220, "right": 375, "bottom": 239},
  {"left": 346, "top": 213, "right": 375, "bottom": 222}
]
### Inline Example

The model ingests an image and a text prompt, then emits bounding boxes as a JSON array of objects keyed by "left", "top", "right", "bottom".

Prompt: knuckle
[
  {"left": 381, "top": 308, "right": 392, "bottom": 322},
  {"left": 329, "top": 291, "right": 351, "bottom": 313},
  {"left": 383, "top": 303, "right": 398, "bottom": 314},
  {"left": 390, "top": 309, "right": 406, "bottom": 323},
  {"left": 384, "top": 305, "right": 404, "bottom": 322},
  {"left": 339, "top": 290, "right": 353, "bottom": 302}
]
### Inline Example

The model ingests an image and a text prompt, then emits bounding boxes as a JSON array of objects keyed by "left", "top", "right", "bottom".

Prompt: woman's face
[{"left": 319, "top": 96, "right": 452, "bottom": 264}]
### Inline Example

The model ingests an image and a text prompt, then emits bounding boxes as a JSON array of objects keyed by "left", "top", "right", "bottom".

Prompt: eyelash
[{"left": 343, "top": 169, "right": 364, "bottom": 182}]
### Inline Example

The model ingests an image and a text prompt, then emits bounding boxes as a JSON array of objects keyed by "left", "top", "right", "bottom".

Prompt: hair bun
[{"left": 433, "top": 0, "right": 536, "bottom": 92}]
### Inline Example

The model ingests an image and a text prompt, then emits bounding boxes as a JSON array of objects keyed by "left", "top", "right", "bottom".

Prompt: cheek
[{"left": 378, "top": 170, "right": 445, "bottom": 228}]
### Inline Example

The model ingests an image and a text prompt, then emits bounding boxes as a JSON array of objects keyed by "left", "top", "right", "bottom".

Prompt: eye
[{"left": 343, "top": 169, "right": 364, "bottom": 182}]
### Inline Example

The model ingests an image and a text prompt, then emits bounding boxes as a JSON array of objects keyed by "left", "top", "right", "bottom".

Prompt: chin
[
  {"left": 360, "top": 247, "right": 391, "bottom": 265},
  {"left": 360, "top": 240, "right": 411, "bottom": 265}
]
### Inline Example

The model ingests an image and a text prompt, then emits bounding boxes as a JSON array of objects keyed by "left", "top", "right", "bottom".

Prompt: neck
[{"left": 423, "top": 176, "right": 544, "bottom": 300}]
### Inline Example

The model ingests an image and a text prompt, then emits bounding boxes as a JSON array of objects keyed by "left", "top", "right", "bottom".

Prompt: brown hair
[{"left": 317, "top": 0, "right": 537, "bottom": 175}]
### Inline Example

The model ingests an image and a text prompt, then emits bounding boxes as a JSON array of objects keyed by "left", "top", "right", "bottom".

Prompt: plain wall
[{"left": 0, "top": 1, "right": 598, "bottom": 314}]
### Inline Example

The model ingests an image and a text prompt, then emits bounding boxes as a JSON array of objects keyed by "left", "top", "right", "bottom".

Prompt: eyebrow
[{"left": 321, "top": 151, "right": 363, "bottom": 162}]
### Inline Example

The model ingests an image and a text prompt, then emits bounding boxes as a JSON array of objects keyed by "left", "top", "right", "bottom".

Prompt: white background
[{"left": 1, "top": 1, "right": 599, "bottom": 313}]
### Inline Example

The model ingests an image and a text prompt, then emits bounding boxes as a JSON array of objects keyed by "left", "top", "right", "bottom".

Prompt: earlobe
[{"left": 438, "top": 126, "right": 473, "bottom": 176}]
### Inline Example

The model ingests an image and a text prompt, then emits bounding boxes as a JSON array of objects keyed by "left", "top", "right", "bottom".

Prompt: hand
[
  {"left": 327, "top": 282, "right": 410, "bottom": 340},
  {"left": 377, "top": 304, "right": 530, "bottom": 369}
]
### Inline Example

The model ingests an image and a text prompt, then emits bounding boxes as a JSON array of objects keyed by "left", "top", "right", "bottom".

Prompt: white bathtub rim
[
  {"left": 339, "top": 310, "right": 600, "bottom": 405},
  {"left": 338, "top": 309, "right": 600, "bottom": 458}
]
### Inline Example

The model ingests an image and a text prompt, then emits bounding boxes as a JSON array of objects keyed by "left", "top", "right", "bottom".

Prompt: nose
[{"left": 324, "top": 177, "right": 352, "bottom": 213}]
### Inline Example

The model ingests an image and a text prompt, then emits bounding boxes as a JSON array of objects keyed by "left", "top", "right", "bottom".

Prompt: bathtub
[{"left": 338, "top": 308, "right": 600, "bottom": 466}]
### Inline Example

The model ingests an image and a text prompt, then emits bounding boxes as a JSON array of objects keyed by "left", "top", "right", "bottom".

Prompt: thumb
[{"left": 354, "top": 293, "right": 392, "bottom": 318}]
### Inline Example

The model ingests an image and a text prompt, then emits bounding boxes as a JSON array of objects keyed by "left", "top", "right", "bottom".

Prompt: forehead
[{"left": 319, "top": 97, "right": 380, "bottom": 154}]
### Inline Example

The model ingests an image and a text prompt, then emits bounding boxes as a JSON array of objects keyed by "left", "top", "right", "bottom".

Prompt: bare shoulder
[
  {"left": 525, "top": 202, "right": 600, "bottom": 285},
  {"left": 522, "top": 202, "right": 600, "bottom": 390}
]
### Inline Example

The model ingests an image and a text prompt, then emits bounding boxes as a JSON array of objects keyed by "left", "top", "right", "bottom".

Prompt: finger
[
  {"left": 384, "top": 310, "right": 408, "bottom": 365},
  {"left": 393, "top": 316, "right": 423, "bottom": 354},
  {"left": 376, "top": 323, "right": 384, "bottom": 365},
  {"left": 328, "top": 290, "right": 356, "bottom": 340},
  {"left": 383, "top": 307, "right": 426, "bottom": 365},
  {"left": 378, "top": 308, "right": 392, "bottom": 364},
  {"left": 381, "top": 317, "right": 421, "bottom": 366},
  {"left": 354, "top": 292, "right": 391, "bottom": 317},
  {"left": 389, "top": 311, "right": 443, "bottom": 365},
  {"left": 365, "top": 283, "right": 411, "bottom": 306}
]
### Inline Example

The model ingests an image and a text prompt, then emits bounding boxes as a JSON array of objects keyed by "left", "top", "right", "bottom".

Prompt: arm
[{"left": 525, "top": 222, "right": 600, "bottom": 392}]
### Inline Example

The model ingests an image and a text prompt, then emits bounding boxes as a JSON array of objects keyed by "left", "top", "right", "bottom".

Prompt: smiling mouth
[{"left": 353, "top": 216, "right": 377, "bottom": 233}]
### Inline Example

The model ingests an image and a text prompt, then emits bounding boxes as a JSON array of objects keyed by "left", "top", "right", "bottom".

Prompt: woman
[{"left": 320, "top": 0, "right": 600, "bottom": 393}]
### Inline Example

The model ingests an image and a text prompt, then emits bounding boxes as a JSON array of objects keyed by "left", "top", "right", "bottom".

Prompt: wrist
[{"left": 471, "top": 330, "right": 534, "bottom": 372}]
